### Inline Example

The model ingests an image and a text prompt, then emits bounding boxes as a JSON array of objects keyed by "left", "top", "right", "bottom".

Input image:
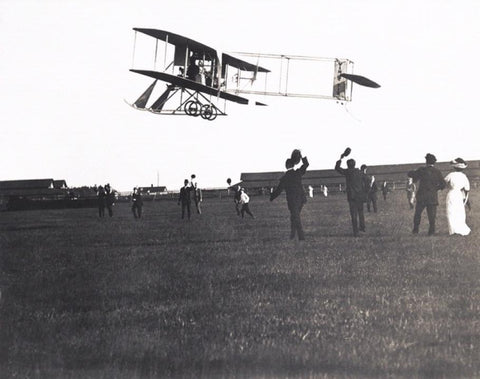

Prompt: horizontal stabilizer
[{"left": 340, "top": 73, "right": 380, "bottom": 88}]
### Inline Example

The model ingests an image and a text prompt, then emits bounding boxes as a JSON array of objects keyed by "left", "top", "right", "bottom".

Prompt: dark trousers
[
  {"left": 132, "top": 204, "right": 142, "bottom": 218},
  {"left": 181, "top": 202, "right": 191, "bottom": 219},
  {"left": 413, "top": 202, "right": 437, "bottom": 234},
  {"left": 349, "top": 200, "right": 365, "bottom": 236},
  {"left": 98, "top": 203, "right": 105, "bottom": 218},
  {"left": 288, "top": 203, "right": 305, "bottom": 240},
  {"left": 106, "top": 204, "right": 113, "bottom": 217},
  {"left": 194, "top": 198, "right": 201, "bottom": 214},
  {"left": 241, "top": 203, "right": 254, "bottom": 218},
  {"left": 367, "top": 195, "right": 377, "bottom": 213}
]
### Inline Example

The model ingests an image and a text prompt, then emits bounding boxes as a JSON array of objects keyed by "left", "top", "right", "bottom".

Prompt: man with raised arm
[
  {"left": 335, "top": 148, "right": 369, "bottom": 237},
  {"left": 270, "top": 150, "right": 309, "bottom": 241}
]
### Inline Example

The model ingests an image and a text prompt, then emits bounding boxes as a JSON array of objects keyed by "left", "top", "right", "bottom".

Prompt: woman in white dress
[{"left": 444, "top": 158, "right": 471, "bottom": 236}]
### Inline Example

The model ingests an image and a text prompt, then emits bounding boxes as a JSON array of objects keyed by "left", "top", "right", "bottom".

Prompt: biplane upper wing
[
  {"left": 130, "top": 69, "right": 266, "bottom": 105},
  {"left": 133, "top": 28, "right": 218, "bottom": 60},
  {"left": 221, "top": 53, "right": 270, "bottom": 73}
]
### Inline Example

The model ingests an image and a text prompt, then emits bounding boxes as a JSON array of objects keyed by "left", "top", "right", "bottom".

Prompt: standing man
[
  {"left": 190, "top": 174, "right": 202, "bottom": 214},
  {"left": 239, "top": 188, "right": 255, "bottom": 218},
  {"left": 97, "top": 185, "right": 106, "bottom": 218},
  {"left": 381, "top": 181, "right": 389, "bottom": 201},
  {"left": 234, "top": 185, "right": 242, "bottom": 216},
  {"left": 361, "top": 165, "right": 378, "bottom": 213},
  {"left": 105, "top": 183, "right": 115, "bottom": 217},
  {"left": 406, "top": 177, "right": 417, "bottom": 209},
  {"left": 408, "top": 153, "right": 445, "bottom": 235},
  {"left": 367, "top": 177, "right": 379, "bottom": 213},
  {"left": 308, "top": 185, "right": 314, "bottom": 198},
  {"left": 335, "top": 149, "right": 369, "bottom": 236},
  {"left": 178, "top": 179, "right": 192, "bottom": 220},
  {"left": 270, "top": 150, "right": 309, "bottom": 241},
  {"left": 131, "top": 187, "right": 143, "bottom": 219}
]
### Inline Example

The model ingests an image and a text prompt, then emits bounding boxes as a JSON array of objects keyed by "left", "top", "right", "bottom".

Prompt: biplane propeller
[{"left": 127, "top": 28, "right": 380, "bottom": 121}]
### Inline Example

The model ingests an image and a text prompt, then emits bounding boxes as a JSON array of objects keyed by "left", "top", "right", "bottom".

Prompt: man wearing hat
[
  {"left": 270, "top": 152, "right": 309, "bottom": 240},
  {"left": 190, "top": 174, "right": 202, "bottom": 214},
  {"left": 178, "top": 179, "right": 193, "bottom": 220},
  {"left": 407, "top": 153, "right": 446, "bottom": 235},
  {"left": 335, "top": 153, "right": 369, "bottom": 236},
  {"left": 361, "top": 164, "right": 378, "bottom": 213}
]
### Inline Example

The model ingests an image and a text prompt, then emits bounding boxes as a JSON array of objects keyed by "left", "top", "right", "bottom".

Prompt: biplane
[{"left": 127, "top": 28, "right": 380, "bottom": 121}]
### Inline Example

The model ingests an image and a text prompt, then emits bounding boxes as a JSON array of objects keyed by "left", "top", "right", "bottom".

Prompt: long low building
[
  {"left": 0, "top": 179, "right": 99, "bottom": 211},
  {"left": 0, "top": 179, "right": 68, "bottom": 197},
  {"left": 238, "top": 160, "right": 480, "bottom": 192}
]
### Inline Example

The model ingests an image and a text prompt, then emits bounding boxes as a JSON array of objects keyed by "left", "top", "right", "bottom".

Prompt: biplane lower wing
[{"left": 130, "top": 70, "right": 259, "bottom": 105}]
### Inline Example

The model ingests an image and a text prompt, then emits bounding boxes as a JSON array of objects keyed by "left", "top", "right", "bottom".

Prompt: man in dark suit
[
  {"left": 97, "top": 185, "right": 106, "bottom": 218},
  {"left": 270, "top": 153, "right": 309, "bottom": 240},
  {"left": 234, "top": 185, "right": 242, "bottom": 216},
  {"left": 361, "top": 165, "right": 378, "bottom": 213},
  {"left": 178, "top": 179, "right": 192, "bottom": 220},
  {"left": 335, "top": 153, "right": 369, "bottom": 236},
  {"left": 105, "top": 183, "right": 115, "bottom": 217},
  {"left": 190, "top": 174, "right": 202, "bottom": 214},
  {"left": 131, "top": 187, "right": 143, "bottom": 219},
  {"left": 408, "top": 153, "right": 446, "bottom": 235}
]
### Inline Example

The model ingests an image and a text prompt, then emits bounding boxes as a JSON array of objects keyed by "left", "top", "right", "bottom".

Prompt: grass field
[{"left": 1, "top": 189, "right": 479, "bottom": 378}]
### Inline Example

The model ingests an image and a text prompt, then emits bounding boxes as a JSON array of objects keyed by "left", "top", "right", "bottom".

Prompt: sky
[{"left": 1, "top": 0, "right": 479, "bottom": 192}]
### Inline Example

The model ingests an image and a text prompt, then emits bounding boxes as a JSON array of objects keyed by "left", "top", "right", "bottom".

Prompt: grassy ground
[{"left": 1, "top": 190, "right": 479, "bottom": 378}]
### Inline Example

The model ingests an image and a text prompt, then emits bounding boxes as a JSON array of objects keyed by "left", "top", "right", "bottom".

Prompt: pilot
[
  {"left": 205, "top": 69, "right": 213, "bottom": 87},
  {"left": 186, "top": 57, "right": 199, "bottom": 81}
]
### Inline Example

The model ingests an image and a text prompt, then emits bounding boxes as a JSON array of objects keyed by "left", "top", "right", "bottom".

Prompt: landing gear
[
  {"left": 183, "top": 100, "right": 218, "bottom": 121},
  {"left": 184, "top": 100, "right": 200, "bottom": 117},
  {"left": 200, "top": 104, "right": 217, "bottom": 121}
]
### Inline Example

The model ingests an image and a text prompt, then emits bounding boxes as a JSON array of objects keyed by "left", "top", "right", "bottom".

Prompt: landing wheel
[
  {"left": 200, "top": 104, "right": 217, "bottom": 121},
  {"left": 184, "top": 101, "right": 200, "bottom": 117}
]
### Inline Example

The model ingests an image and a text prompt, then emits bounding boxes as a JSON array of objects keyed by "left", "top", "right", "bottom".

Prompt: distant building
[
  {"left": 0, "top": 179, "right": 56, "bottom": 192},
  {"left": 0, "top": 178, "right": 98, "bottom": 211},
  {"left": 237, "top": 160, "right": 480, "bottom": 193},
  {"left": 138, "top": 185, "right": 168, "bottom": 195},
  {"left": 53, "top": 180, "right": 68, "bottom": 189}
]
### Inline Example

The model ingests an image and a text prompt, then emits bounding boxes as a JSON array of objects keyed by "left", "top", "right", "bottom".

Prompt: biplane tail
[{"left": 340, "top": 73, "right": 381, "bottom": 89}]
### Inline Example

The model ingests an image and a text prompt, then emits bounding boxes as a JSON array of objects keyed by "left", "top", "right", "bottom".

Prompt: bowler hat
[{"left": 425, "top": 153, "right": 437, "bottom": 164}]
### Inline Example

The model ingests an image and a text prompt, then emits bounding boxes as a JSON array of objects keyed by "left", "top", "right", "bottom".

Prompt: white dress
[{"left": 444, "top": 171, "right": 471, "bottom": 236}]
